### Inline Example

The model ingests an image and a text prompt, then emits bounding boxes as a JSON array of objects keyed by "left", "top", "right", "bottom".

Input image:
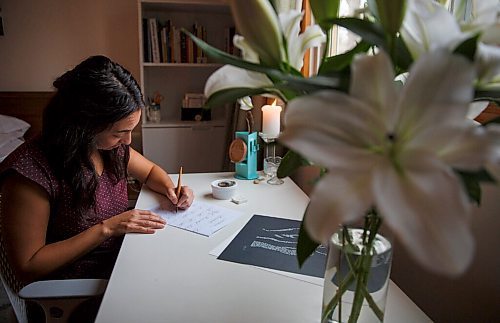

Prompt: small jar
[{"left": 147, "top": 103, "right": 161, "bottom": 123}]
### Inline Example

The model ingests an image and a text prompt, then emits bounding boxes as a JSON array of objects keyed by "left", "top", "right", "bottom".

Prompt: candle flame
[{"left": 271, "top": 99, "right": 277, "bottom": 106}]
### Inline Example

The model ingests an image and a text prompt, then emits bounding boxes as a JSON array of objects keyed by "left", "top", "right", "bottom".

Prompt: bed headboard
[
  {"left": 0, "top": 92, "right": 54, "bottom": 140},
  {"left": 0, "top": 91, "right": 143, "bottom": 152}
]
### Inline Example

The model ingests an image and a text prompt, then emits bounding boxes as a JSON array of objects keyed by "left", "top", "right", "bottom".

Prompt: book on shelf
[
  {"left": 180, "top": 32, "right": 187, "bottom": 63},
  {"left": 188, "top": 37, "right": 194, "bottom": 63},
  {"left": 143, "top": 15, "right": 236, "bottom": 64},
  {"left": 148, "top": 17, "right": 160, "bottom": 63},
  {"left": 193, "top": 22, "right": 208, "bottom": 64},
  {"left": 172, "top": 26, "right": 181, "bottom": 63},
  {"left": 224, "top": 26, "right": 240, "bottom": 57},
  {"left": 160, "top": 24, "right": 169, "bottom": 63},
  {"left": 142, "top": 18, "right": 152, "bottom": 63}
]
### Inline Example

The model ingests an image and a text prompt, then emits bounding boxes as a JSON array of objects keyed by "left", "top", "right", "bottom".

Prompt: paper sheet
[{"left": 150, "top": 200, "right": 242, "bottom": 237}]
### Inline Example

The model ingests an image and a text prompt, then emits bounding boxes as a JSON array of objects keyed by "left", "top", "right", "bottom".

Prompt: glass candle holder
[
  {"left": 264, "top": 156, "right": 284, "bottom": 185},
  {"left": 259, "top": 132, "right": 284, "bottom": 185}
]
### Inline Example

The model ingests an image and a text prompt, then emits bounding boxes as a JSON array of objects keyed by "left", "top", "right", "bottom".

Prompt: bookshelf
[{"left": 138, "top": 0, "right": 236, "bottom": 173}]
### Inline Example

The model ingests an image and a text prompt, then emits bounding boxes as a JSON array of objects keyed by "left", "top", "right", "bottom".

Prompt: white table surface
[{"left": 95, "top": 172, "right": 431, "bottom": 323}]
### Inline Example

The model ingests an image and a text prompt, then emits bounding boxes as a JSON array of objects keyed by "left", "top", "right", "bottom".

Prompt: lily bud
[
  {"left": 372, "top": 0, "right": 407, "bottom": 37},
  {"left": 309, "top": 0, "right": 340, "bottom": 32},
  {"left": 230, "top": 0, "right": 284, "bottom": 68},
  {"left": 438, "top": 0, "right": 449, "bottom": 4}
]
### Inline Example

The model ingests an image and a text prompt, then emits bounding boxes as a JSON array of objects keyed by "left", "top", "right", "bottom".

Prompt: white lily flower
[
  {"left": 238, "top": 96, "right": 254, "bottom": 111},
  {"left": 204, "top": 35, "right": 275, "bottom": 97},
  {"left": 280, "top": 51, "right": 493, "bottom": 276},
  {"left": 401, "top": 0, "right": 465, "bottom": 58},
  {"left": 229, "top": 0, "right": 284, "bottom": 68},
  {"left": 205, "top": 3, "right": 326, "bottom": 99},
  {"left": 465, "top": 0, "right": 500, "bottom": 87},
  {"left": 401, "top": 0, "right": 500, "bottom": 87},
  {"left": 481, "top": 22, "right": 500, "bottom": 45},
  {"left": 486, "top": 125, "right": 500, "bottom": 182},
  {"left": 279, "top": 9, "right": 326, "bottom": 71},
  {"left": 204, "top": 65, "right": 274, "bottom": 98},
  {"left": 459, "top": 0, "right": 499, "bottom": 34},
  {"left": 476, "top": 42, "right": 500, "bottom": 87}
]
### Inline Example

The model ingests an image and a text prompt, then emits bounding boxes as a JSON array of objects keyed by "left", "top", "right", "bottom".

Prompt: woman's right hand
[{"left": 101, "top": 209, "right": 166, "bottom": 237}]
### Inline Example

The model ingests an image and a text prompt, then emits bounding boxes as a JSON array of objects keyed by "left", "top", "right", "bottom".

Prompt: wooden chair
[{"left": 0, "top": 194, "right": 108, "bottom": 323}]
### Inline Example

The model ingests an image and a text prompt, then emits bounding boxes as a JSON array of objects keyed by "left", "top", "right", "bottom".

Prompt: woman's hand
[
  {"left": 166, "top": 186, "right": 195, "bottom": 210},
  {"left": 102, "top": 209, "right": 166, "bottom": 237}
]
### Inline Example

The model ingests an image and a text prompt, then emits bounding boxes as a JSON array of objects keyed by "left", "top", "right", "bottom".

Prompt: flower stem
[
  {"left": 323, "top": 212, "right": 385, "bottom": 323},
  {"left": 322, "top": 28, "right": 332, "bottom": 66},
  {"left": 321, "top": 261, "right": 356, "bottom": 323},
  {"left": 361, "top": 285, "right": 385, "bottom": 320},
  {"left": 348, "top": 248, "right": 372, "bottom": 323}
]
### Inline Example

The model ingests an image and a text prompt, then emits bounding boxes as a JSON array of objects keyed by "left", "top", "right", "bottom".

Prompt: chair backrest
[{"left": 0, "top": 193, "right": 29, "bottom": 323}]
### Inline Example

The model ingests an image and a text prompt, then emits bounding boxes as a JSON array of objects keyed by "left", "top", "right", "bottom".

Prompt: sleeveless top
[{"left": 0, "top": 138, "right": 129, "bottom": 280}]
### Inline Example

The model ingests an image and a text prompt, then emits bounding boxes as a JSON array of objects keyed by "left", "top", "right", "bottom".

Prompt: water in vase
[{"left": 322, "top": 229, "right": 392, "bottom": 323}]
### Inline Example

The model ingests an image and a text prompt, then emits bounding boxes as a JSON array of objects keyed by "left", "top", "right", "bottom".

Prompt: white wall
[
  {"left": 391, "top": 183, "right": 500, "bottom": 322},
  {"left": 0, "top": 0, "right": 139, "bottom": 91}
]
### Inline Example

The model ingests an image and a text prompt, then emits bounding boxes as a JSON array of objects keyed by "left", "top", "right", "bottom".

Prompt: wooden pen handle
[{"left": 176, "top": 166, "right": 183, "bottom": 199}]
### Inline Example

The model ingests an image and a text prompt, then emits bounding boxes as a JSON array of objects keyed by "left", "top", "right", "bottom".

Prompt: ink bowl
[{"left": 211, "top": 179, "right": 238, "bottom": 200}]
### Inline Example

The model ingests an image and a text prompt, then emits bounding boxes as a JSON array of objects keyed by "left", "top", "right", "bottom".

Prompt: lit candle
[{"left": 261, "top": 99, "right": 282, "bottom": 138}]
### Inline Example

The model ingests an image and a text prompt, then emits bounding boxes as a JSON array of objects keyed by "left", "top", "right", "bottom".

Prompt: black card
[{"left": 218, "top": 214, "right": 327, "bottom": 278}]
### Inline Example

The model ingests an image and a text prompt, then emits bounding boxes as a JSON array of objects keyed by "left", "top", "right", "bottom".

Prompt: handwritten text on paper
[{"left": 150, "top": 200, "right": 242, "bottom": 236}]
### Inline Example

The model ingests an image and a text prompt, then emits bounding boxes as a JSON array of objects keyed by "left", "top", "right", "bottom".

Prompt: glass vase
[{"left": 322, "top": 228, "right": 392, "bottom": 323}]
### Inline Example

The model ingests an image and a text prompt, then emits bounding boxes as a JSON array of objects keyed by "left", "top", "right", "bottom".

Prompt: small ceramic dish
[{"left": 211, "top": 179, "right": 238, "bottom": 200}]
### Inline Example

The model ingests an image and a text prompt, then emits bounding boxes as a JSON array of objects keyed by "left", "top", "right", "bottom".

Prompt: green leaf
[
  {"left": 461, "top": 175, "right": 481, "bottom": 205},
  {"left": 456, "top": 169, "right": 496, "bottom": 205},
  {"left": 325, "top": 17, "right": 387, "bottom": 50},
  {"left": 184, "top": 29, "right": 343, "bottom": 96},
  {"left": 205, "top": 87, "right": 281, "bottom": 108},
  {"left": 394, "top": 36, "right": 413, "bottom": 73},
  {"left": 274, "top": 75, "right": 345, "bottom": 94},
  {"left": 309, "top": 0, "right": 341, "bottom": 32},
  {"left": 184, "top": 29, "right": 291, "bottom": 84},
  {"left": 318, "top": 41, "right": 371, "bottom": 75},
  {"left": 470, "top": 169, "right": 496, "bottom": 183},
  {"left": 184, "top": 29, "right": 280, "bottom": 75},
  {"left": 276, "top": 150, "right": 311, "bottom": 178},
  {"left": 373, "top": 0, "right": 407, "bottom": 37},
  {"left": 297, "top": 214, "right": 320, "bottom": 267},
  {"left": 453, "top": 34, "right": 480, "bottom": 62},
  {"left": 474, "top": 90, "right": 500, "bottom": 105}
]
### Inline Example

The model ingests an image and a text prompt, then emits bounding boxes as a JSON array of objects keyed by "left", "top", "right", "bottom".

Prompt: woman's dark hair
[{"left": 42, "top": 55, "right": 144, "bottom": 214}]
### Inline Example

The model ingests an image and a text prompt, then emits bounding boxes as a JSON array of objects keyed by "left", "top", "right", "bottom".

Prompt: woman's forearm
[
  {"left": 17, "top": 222, "right": 109, "bottom": 283},
  {"left": 143, "top": 164, "right": 176, "bottom": 196}
]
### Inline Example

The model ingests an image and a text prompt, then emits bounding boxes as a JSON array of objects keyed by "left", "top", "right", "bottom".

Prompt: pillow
[
  {"left": 0, "top": 114, "right": 30, "bottom": 134},
  {"left": 0, "top": 138, "right": 24, "bottom": 163},
  {"left": 0, "top": 115, "right": 31, "bottom": 162},
  {"left": 0, "top": 131, "right": 26, "bottom": 147}
]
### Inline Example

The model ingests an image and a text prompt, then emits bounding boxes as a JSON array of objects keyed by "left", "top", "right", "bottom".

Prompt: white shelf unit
[
  {"left": 142, "top": 124, "right": 227, "bottom": 174},
  {"left": 138, "top": 0, "right": 235, "bottom": 173}
]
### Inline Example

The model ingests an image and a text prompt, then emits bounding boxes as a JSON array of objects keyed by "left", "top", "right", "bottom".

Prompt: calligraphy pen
[{"left": 176, "top": 166, "right": 183, "bottom": 213}]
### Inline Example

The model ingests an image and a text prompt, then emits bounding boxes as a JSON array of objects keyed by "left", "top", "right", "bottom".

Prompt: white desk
[{"left": 95, "top": 172, "right": 431, "bottom": 323}]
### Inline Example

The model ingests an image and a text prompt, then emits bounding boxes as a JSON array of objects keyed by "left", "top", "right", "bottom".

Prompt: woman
[{"left": 0, "top": 55, "right": 194, "bottom": 285}]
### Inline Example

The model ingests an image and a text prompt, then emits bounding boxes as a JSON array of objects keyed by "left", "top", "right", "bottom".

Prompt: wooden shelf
[
  {"left": 142, "top": 119, "right": 226, "bottom": 128},
  {"left": 143, "top": 62, "right": 222, "bottom": 67},
  {"left": 475, "top": 103, "right": 500, "bottom": 124}
]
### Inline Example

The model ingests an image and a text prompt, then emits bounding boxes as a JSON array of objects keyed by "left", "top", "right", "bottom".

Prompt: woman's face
[{"left": 94, "top": 109, "right": 142, "bottom": 150}]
